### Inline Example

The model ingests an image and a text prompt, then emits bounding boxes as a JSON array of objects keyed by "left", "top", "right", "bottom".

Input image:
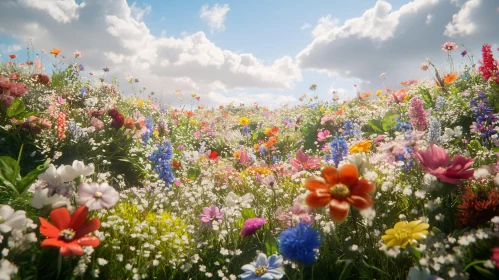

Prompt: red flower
[
  {"left": 9, "top": 54, "right": 16, "bottom": 59},
  {"left": 305, "top": 164, "right": 375, "bottom": 222},
  {"left": 39, "top": 206, "right": 100, "bottom": 257},
  {"left": 172, "top": 160, "right": 182, "bottom": 168},
  {"left": 108, "top": 108, "right": 119, "bottom": 118},
  {"left": 111, "top": 113, "right": 124, "bottom": 129},
  {"left": 209, "top": 151, "right": 218, "bottom": 160},
  {"left": 456, "top": 186, "right": 499, "bottom": 229},
  {"left": 478, "top": 44, "right": 499, "bottom": 83},
  {"left": 492, "top": 248, "right": 499, "bottom": 268}
]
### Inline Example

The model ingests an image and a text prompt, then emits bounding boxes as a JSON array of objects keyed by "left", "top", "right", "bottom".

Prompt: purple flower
[
  {"left": 241, "top": 217, "right": 266, "bottom": 237},
  {"left": 198, "top": 205, "right": 224, "bottom": 225},
  {"left": 461, "top": 50, "right": 468, "bottom": 57}
]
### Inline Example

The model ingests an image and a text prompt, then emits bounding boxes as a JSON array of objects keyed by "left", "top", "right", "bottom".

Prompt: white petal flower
[
  {"left": 0, "top": 259, "right": 18, "bottom": 280},
  {"left": 30, "top": 186, "right": 71, "bottom": 210},
  {"left": 0, "top": 205, "right": 29, "bottom": 233},
  {"left": 61, "top": 160, "right": 95, "bottom": 182},
  {"left": 77, "top": 182, "right": 119, "bottom": 210}
]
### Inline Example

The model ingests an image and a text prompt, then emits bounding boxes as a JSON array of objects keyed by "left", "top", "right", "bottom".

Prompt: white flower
[
  {"left": 97, "top": 258, "right": 108, "bottom": 266},
  {"left": 77, "top": 182, "right": 119, "bottom": 210},
  {"left": 474, "top": 165, "right": 491, "bottom": 179},
  {"left": 0, "top": 205, "right": 29, "bottom": 233},
  {"left": 225, "top": 192, "right": 253, "bottom": 208},
  {"left": 38, "top": 164, "right": 67, "bottom": 185},
  {"left": 0, "top": 259, "right": 18, "bottom": 280},
  {"left": 62, "top": 160, "right": 95, "bottom": 182},
  {"left": 347, "top": 153, "right": 370, "bottom": 174},
  {"left": 30, "top": 186, "right": 71, "bottom": 210}
]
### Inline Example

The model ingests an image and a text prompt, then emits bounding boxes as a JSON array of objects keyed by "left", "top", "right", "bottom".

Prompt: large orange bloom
[
  {"left": 305, "top": 164, "right": 375, "bottom": 222},
  {"left": 444, "top": 73, "right": 458, "bottom": 84},
  {"left": 50, "top": 48, "right": 61, "bottom": 57},
  {"left": 39, "top": 206, "right": 100, "bottom": 256}
]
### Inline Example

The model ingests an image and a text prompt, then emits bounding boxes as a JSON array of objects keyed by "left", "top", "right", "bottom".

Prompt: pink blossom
[
  {"left": 173, "top": 119, "right": 179, "bottom": 125},
  {"left": 240, "top": 217, "right": 266, "bottom": 237},
  {"left": 7, "top": 82, "right": 27, "bottom": 97},
  {"left": 198, "top": 205, "right": 224, "bottom": 225},
  {"left": 290, "top": 149, "right": 321, "bottom": 171},
  {"left": 492, "top": 247, "right": 499, "bottom": 268},
  {"left": 276, "top": 199, "right": 315, "bottom": 227},
  {"left": 442, "top": 42, "right": 458, "bottom": 52},
  {"left": 193, "top": 131, "right": 202, "bottom": 138},
  {"left": 177, "top": 145, "right": 185, "bottom": 151},
  {"left": 414, "top": 144, "right": 474, "bottom": 184},
  {"left": 90, "top": 117, "right": 104, "bottom": 132},
  {"left": 317, "top": 130, "right": 330, "bottom": 142}
]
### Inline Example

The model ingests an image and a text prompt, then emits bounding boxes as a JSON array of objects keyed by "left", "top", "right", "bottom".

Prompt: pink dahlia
[
  {"left": 414, "top": 144, "right": 474, "bottom": 184},
  {"left": 240, "top": 217, "right": 266, "bottom": 237}
]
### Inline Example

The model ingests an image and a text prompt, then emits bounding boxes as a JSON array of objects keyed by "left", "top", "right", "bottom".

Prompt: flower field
[{"left": 1, "top": 43, "right": 499, "bottom": 280}]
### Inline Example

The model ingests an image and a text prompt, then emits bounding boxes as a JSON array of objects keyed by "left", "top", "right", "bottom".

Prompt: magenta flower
[
  {"left": 240, "top": 217, "right": 266, "bottom": 237},
  {"left": 317, "top": 130, "right": 330, "bottom": 142},
  {"left": 198, "top": 205, "right": 224, "bottom": 225},
  {"left": 290, "top": 150, "right": 321, "bottom": 171},
  {"left": 414, "top": 144, "right": 474, "bottom": 184}
]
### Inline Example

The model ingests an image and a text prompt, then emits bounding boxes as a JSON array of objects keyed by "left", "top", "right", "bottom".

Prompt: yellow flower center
[
  {"left": 254, "top": 266, "right": 267, "bottom": 276},
  {"left": 59, "top": 228, "right": 76, "bottom": 241},
  {"left": 393, "top": 228, "right": 412, "bottom": 241},
  {"left": 330, "top": 183, "right": 350, "bottom": 199},
  {"left": 94, "top": 191, "right": 103, "bottom": 198}
]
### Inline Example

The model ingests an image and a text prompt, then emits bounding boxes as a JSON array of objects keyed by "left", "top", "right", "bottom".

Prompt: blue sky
[{"left": 0, "top": 0, "right": 498, "bottom": 107}]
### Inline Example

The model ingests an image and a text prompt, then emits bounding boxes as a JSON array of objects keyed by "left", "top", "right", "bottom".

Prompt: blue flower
[
  {"left": 329, "top": 134, "right": 348, "bottom": 167},
  {"left": 148, "top": 141, "right": 174, "bottom": 188},
  {"left": 142, "top": 117, "right": 154, "bottom": 144},
  {"left": 239, "top": 253, "right": 285, "bottom": 280},
  {"left": 278, "top": 222, "right": 320, "bottom": 265}
]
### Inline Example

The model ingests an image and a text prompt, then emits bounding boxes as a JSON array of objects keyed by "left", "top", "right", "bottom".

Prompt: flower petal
[
  {"left": 304, "top": 179, "right": 328, "bottom": 191},
  {"left": 66, "top": 241, "right": 84, "bottom": 256},
  {"left": 49, "top": 207, "right": 71, "bottom": 230},
  {"left": 41, "top": 238, "right": 66, "bottom": 248},
  {"left": 39, "top": 217, "right": 61, "bottom": 238},
  {"left": 77, "top": 236, "right": 100, "bottom": 247},
  {"left": 413, "top": 222, "right": 430, "bottom": 233},
  {"left": 329, "top": 199, "right": 350, "bottom": 222},
  {"left": 75, "top": 218, "right": 100, "bottom": 239},
  {"left": 321, "top": 166, "right": 339, "bottom": 185},
  {"left": 346, "top": 194, "right": 373, "bottom": 209},
  {"left": 306, "top": 191, "right": 331, "bottom": 208},
  {"left": 68, "top": 206, "right": 88, "bottom": 232},
  {"left": 339, "top": 164, "right": 359, "bottom": 186},
  {"left": 350, "top": 179, "right": 376, "bottom": 194}
]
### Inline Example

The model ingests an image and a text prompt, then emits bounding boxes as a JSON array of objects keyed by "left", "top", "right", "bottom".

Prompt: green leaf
[
  {"left": 468, "top": 140, "right": 483, "bottom": 152},
  {"left": 252, "top": 132, "right": 258, "bottom": 140},
  {"left": 187, "top": 167, "right": 201, "bottom": 180},
  {"left": 473, "top": 265, "right": 494, "bottom": 279},
  {"left": 367, "top": 119, "right": 383, "bottom": 133},
  {"left": 382, "top": 111, "right": 398, "bottom": 131},
  {"left": 18, "top": 159, "right": 50, "bottom": 194},
  {"left": 6, "top": 98, "right": 26, "bottom": 118},
  {"left": 420, "top": 89, "right": 433, "bottom": 105},
  {"left": 241, "top": 208, "right": 256, "bottom": 219},
  {"left": 263, "top": 230, "right": 279, "bottom": 255},
  {"left": 431, "top": 226, "right": 442, "bottom": 234},
  {"left": 405, "top": 244, "right": 422, "bottom": 260},
  {"left": 337, "top": 259, "right": 354, "bottom": 280},
  {"left": 0, "top": 156, "right": 21, "bottom": 194}
]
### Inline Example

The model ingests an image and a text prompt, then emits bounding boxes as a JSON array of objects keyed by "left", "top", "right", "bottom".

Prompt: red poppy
[
  {"left": 209, "top": 151, "right": 218, "bottom": 160},
  {"left": 9, "top": 54, "right": 16, "bottom": 59},
  {"left": 172, "top": 160, "right": 182, "bottom": 168},
  {"left": 39, "top": 206, "right": 100, "bottom": 256},
  {"left": 111, "top": 113, "right": 125, "bottom": 129},
  {"left": 26, "top": 61, "right": 33, "bottom": 66},
  {"left": 305, "top": 165, "right": 375, "bottom": 222}
]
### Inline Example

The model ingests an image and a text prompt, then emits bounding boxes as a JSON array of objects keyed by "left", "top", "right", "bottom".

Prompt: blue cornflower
[
  {"left": 142, "top": 117, "right": 154, "bottom": 144},
  {"left": 260, "top": 146, "right": 267, "bottom": 155},
  {"left": 329, "top": 134, "right": 348, "bottom": 167},
  {"left": 239, "top": 253, "right": 285, "bottom": 280},
  {"left": 80, "top": 88, "right": 88, "bottom": 97},
  {"left": 148, "top": 141, "right": 174, "bottom": 188},
  {"left": 342, "top": 120, "right": 354, "bottom": 137},
  {"left": 394, "top": 117, "right": 412, "bottom": 132},
  {"left": 278, "top": 222, "right": 321, "bottom": 265}
]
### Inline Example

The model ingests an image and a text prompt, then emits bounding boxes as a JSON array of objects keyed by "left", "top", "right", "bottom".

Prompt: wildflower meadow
[{"left": 1, "top": 42, "right": 499, "bottom": 280}]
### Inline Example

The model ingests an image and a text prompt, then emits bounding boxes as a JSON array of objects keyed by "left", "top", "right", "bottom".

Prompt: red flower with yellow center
[
  {"left": 305, "top": 164, "right": 375, "bottom": 222},
  {"left": 39, "top": 206, "right": 100, "bottom": 256}
]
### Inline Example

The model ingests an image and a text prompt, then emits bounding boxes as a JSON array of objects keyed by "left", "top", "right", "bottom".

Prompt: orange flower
[
  {"left": 270, "top": 126, "right": 279, "bottom": 135},
  {"left": 265, "top": 136, "right": 278, "bottom": 147},
  {"left": 9, "top": 54, "right": 16, "bottom": 59},
  {"left": 124, "top": 117, "right": 135, "bottom": 129},
  {"left": 184, "top": 111, "right": 194, "bottom": 117},
  {"left": 444, "top": 73, "right": 458, "bottom": 84},
  {"left": 253, "top": 144, "right": 260, "bottom": 152},
  {"left": 172, "top": 160, "right": 182, "bottom": 168},
  {"left": 349, "top": 140, "right": 372, "bottom": 154},
  {"left": 362, "top": 92, "right": 371, "bottom": 98},
  {"left": 305, "top": 165, "right": 375, "bottom": 222},
  {"left": 233, "top": 151, "right": 241, "bottom": 159},
  {"left": 219, "top": 105, "right": 224, "bottom": 110},
  {"left": 50, "top": 48, "right": 61, "bottom": 57}
]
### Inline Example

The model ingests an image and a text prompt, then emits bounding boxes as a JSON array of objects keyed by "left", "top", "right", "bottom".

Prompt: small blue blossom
[
  {"left": 329, "top": 134, "right": 348, "bottom": 167},
  {"left": 142, "top": 117, "right": 154, "bottom": 145},
  {"left": 239, "top": 253, "right": 285, "bottom": 280},
  {"left": 148, "top": 141, "right": 174, "bottom": 188},
  {"left": 278, "top": 222, "right": 320, "bottom": 265}
]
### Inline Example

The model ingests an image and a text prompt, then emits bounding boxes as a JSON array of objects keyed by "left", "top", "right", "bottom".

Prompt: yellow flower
[
  {"left": 376, "top": 90, "right": 383, "bottom": 96},
  {"left": 381, "top": 95, "right": 387, "bottom": 101},
  {"left": 137, "top": 99, "right": 144, "bottom": 107},
  {"left": 349, "top": 140, "right": 372, "bottom": 154},
  {"left": 239, "top": 117, "right": 250, "bottom": 126},
  {"left": 404, "top": 95, "right": 411, "bottom": 102},
  {"left": 264, "top": 128, "right": 271, "bottom": 135},
  {"left": 233, "top": 151, "right": 241, "bottom": 159},
  {"left": 341, "top": 105, "right": 347, "bottom": 110},
  {"left": 319, "top": 107, "right": 325, "bottom": 113},
  {"left": 153, "top": 131, "right": 159, "bottom": 137},
  {"left": 382, "top": 220, "right": 430, "bottom": 248},
  {"left": 189, "top": 119, "right": 195, "bottom": 125},
  {"left": 191, "top": 93, "right": 197, "bottom": 97}
]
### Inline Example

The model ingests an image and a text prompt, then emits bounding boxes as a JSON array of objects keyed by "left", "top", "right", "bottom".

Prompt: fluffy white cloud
[
  {"left": 200, "top": 3, "right": 230, "bottom": 33},
  {"left": 0, "top": 44, "right": 22, "bottom": 54},
  {"left": 311, "top": 15, "right": 339, "bottom": 38},
  {"left": 130, "top": 1, "right": 152, "bottom": 21},
  {"left": 300, "top": 23, "right": 311, "bottom": 30},
  {"left": 297, "top": 0, "right": 499, "bottom": 91},
  {"left": 0, "top": 0, "right": 301, "bottom": 106},
  {"left": 19, "top": 0, "right": 85, "bottom": 23}
]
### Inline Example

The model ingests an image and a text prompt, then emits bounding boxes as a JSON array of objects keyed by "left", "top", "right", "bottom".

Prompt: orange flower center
[
  {"left": 330, "top": 183, "right": 350, "bottom": 199},
  {"left": 59, "top": 228, "right": 76, "bottom": 241}
]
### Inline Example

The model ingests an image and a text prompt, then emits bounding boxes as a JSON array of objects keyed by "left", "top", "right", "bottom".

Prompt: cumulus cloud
[
  {"left": 0, "top": 44, "right": 22, "bottom": 54},
  {"left": 18, "top": 0, "right": 85, "bottom": 23},
  {"left": 200, "top": 3, "right": 230, "bottom": 33},
  {"left": 0, "top": 0, "right": 301, "bottom": 106},
  {"left": 297, "top": 0, "right": 499, "bottom": 92},
  {"left": 130, "top": 1, "right": 152, "bottom": 21},
  {"left": 312, "top": 15, "right": 340, "bottom": 38}
]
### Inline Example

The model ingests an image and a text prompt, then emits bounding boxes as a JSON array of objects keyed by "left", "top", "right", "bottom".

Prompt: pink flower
[
  {"left": 442, "top": 42, "right": 458, "bottom": 52},
  {"left": 77, "top": 182, "right": 119, "bottom": 210},
  {"left": 414, "top": 144, "right": 474, "bottom": 184},
  {"left": 198, "top": 205, "right": 224, "bottom": 226},
  {"left": 492, "top": 247, "right": 499, "bottom": 268},
  {"left": 276, "top": 199, "right": 315, "bottom": 227},
  {"left": 177, "top": 145, "right": 185, "bottom": 151},
  {"left": 90, "top": 117, "right": 104, "bottom": 132},
  {"left": 240, "top": 217, "right": 266, "bottom": 237},
  {"left": 317, "top": 130, "right": 330, "bottom": 142},
  {"left": 290, "top": 150, "right": 321, "bottom": 171},
  {"left": 193, "top": 131, "right": 201, "bottom": 138}
]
